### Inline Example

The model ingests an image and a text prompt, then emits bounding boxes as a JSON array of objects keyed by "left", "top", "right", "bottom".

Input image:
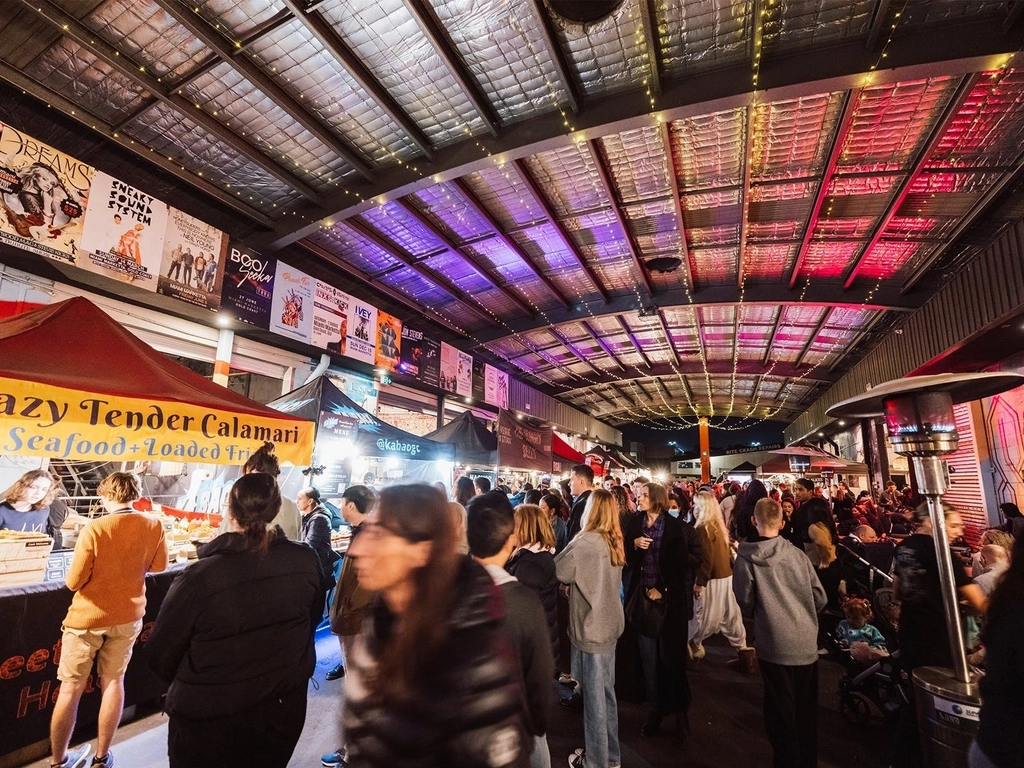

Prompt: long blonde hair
[
  {"left": 514, "top": 503, "right": 556, "bottom": 549},
  {"left": 693, "top": 490, "right": 724, "bottom": 536},
  {"left": 583, "top": 489, "right": 626, "bottom": 567}
]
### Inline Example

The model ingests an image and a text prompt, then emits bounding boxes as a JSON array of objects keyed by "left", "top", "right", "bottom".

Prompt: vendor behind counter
[{"left": 0, "top": 470, "right": 66, "bottom": 541}]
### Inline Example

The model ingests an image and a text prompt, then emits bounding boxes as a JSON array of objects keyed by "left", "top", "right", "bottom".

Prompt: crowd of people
[{"left": 3, "top": 453, "right": 1020, "bottom": 768}]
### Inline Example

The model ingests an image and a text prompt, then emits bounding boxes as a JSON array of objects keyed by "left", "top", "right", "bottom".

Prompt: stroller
[{"left": 829, "top": 587, "right": 910, "bottom": 724}]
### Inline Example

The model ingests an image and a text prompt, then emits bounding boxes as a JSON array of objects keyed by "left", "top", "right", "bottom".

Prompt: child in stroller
[{"left": 829, "top": 592, "right": 909, "bottom": 724}]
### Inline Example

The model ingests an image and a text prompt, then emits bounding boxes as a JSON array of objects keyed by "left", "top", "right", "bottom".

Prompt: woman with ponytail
[{"left": 148, "top": 472, "right": 324, "bottom": 768}]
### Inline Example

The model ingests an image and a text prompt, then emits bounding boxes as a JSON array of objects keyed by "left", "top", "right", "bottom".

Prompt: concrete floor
[{"left": 25, "top": 628, "right": 891, "bottom": 768}]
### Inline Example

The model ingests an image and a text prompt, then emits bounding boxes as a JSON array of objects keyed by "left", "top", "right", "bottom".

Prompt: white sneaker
[{"left": 55, "top": 744, "right": 92, "bottom": 768}]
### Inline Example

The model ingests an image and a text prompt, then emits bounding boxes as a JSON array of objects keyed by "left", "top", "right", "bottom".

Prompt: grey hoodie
[
  {"left": 733, "top": 535, "right": 827, "bottom": 666},
  {"left": 554, "top": 532, "right": 624, "bottom": 654}
]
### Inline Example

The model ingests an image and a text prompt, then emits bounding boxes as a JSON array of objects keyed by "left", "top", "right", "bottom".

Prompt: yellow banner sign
[{"left": 0, "top": 378, "right": 313, "bottom": 466}]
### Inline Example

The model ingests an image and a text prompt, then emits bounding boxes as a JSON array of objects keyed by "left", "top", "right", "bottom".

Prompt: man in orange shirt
[{"left": 50, "top": 473, "right": 168, "bottom": 768}]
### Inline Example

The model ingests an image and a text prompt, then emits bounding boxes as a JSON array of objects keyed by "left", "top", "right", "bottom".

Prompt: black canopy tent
[
  {"left": 271, "top": 375, "right": 455, "bottom": 494},
  {"left": 423, "top": 410, "right": 498, "bottom": 468}
]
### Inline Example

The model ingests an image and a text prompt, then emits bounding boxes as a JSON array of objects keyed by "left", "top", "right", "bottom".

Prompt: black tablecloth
[{"left": 0, "top": 565, "right": 185, "bottom": 756}]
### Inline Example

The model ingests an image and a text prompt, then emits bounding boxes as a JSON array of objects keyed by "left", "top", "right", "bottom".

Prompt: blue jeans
[{"left": 571, "top": 646, "right": 621, "bottom": 768}]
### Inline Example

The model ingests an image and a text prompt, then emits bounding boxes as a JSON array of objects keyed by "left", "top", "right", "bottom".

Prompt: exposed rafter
[
  {"left": 760, "top": 306, "right": 785, "bottom": 367},
  {"left": 660, "top": 121, "right": 694, "bottom": 291},
  {"left": 550, "top": 361, "right": 838, "bottom": 390},
  {"left": 279, "top": 0, "right": 434, "bottom": 160},
  {"left": 655, "top": 309, "right": 682, "bottom": 367},
  {"left": 15, "top": 0, "right": 323, "bottom": 204},
  {"left": 794, "top": 307, "right": 834, "bottom": 368},
  {"left": 789, "top": 89, "right": 860, "bottom": 287},
  {"left": 615, "top": 315, "right": 654, "bottom": 369},
  {"left": 342, "top": 218, "right": 502, "bottom": 331},
  {"left": 826, "top": 311, "right": 889, "bottom": 372},
  {"left": 151, "top": 0, "right": 375, "bottom": 180},
  {"left": 581, "top": 321, "right": 627, "bottom": 372},
  {"left": 866, "top": 0, "right": 893, "bottom": 51},
  {"left": 528, "top": 0, "right": 580, "bottom": 114},
  {"left": 450, "top": 178, "right": 572, "bottom": 309},
  {"left": 548, "top": 327, "right": 605, "bottom": 377},
  {"left": 639, "top": 0, "right": 662, "bottom": 97},
  {"left": 402, "top": 0, "right": 501, "bottom": 137},
  {"left": 587, "top": 139, "right": 655, "bottom": 297},
  {"left": 737, "top": 101, "right": 754, "bottom": 289},
  {"left": 0, "top": 61, "right": 275, "bottom": 228},
  {"left": 300, "top": 239, "right": 468, "bottom": 336},
  {"left": 513, "top": 159, "right": 611, "bottom": 303},
  {"left": 394, "top": 198, "right": 536, "bottom": 317},
  {"left": 843, "top": 73, "right": 983, "bottom": 289}
]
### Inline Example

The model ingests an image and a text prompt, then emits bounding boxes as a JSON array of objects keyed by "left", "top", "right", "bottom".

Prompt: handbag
[{"left": 626, "top": 562, "right": 667, "bottom": 637}]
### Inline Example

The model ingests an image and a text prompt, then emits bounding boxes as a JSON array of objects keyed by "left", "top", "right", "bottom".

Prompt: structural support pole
[
  {"left": 213, "top": 328, "right": 234, "bottom": 387},
  {"left": 699, "top": 417, "right": 711, "bottom": 483}
]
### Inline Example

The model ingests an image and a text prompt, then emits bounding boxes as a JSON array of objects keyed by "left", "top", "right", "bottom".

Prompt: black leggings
[{"left": 168, "top": 688, "right": 307, "bottom": 768}]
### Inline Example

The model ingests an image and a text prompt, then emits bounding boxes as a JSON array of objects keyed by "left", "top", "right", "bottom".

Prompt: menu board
[
  {"left": 157, "top": 207, "right": 228, "bottom": 310},
  {"left": 344, "top": 296, "right": 377, "bottom": 364},
  {"left": 269, "top": 260, "right": 314, "bottom": 343},
  {"left": 0, "top": 123, "right": 93, "bottom": 263},
  {"left": 440, "top": 342, "right": 459, "bottom": 393},
  {"left": 79, "top": 172, "right": 167, "bottom": 290},
  {"left": 221, "top": 242, "right": 274, "bottom": 328},
  {"left": 311, "top": 281, "right": 349, "bottom": 353},
  {"left": 456, "top": 350, "right": 473, "bottom": 398},
  {"left": 375, "top": 311, "right": 401, "bottom": 371}
]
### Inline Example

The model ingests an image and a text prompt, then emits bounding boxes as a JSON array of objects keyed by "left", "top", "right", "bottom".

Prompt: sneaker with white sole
[
  {"left": 321, "top": 749, "right": 347, "bottom": 767},
  {"left": 53, "top": 744, "right": 92, "bottom": 768}
]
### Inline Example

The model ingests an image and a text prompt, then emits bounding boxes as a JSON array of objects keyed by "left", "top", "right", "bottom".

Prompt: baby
[{"left": 835, "top": 597, "right": 888, "bottom": 665}]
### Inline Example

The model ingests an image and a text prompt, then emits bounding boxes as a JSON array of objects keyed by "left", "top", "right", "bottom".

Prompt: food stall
[
  {"left": 493, "top": 410, "right": 554, "bottom": 487},
  {"left": 0, "top": 297, "right": 314, "bottom": 763},
  {"left": 551, "top": 434, "right": 585, "bottom": 477},
  {"left": 270, "top": 374, "right": 455, "bottom": 499},
  {"left": 423, "top": 410, "right": 498, "bottom": 486}
]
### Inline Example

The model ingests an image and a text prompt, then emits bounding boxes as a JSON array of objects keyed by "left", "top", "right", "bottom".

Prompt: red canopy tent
[
  {"left": 0, "top": 297, "right": 313, "bottom": 464},
  {"left": 551, "top": 434, "right": 585, "bottom": 473}
]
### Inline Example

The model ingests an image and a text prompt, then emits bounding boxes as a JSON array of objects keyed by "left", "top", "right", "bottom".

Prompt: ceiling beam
[
  {"left": 581, "top": 320, "right": 627, "bottom": 371},
  {"left": 610, "top": 382, "right": 642, "bottom": 409},
  {"left": 151, "top": 0, "right": 375, "bottom": 180},
  {"left": 751, "top": 0, "right": 764, "bottom": 82},
  {"left": 471, "top": 283, "right": 920, "bottom": 343},
  {"left": 551, "top": 360, "right": 838, "bottom": 392},
  {"left": 513, "top": 159, "right": 611, "bottom": 302},
  {"left": 794, "top": 307, "right": 834, "bottom": 368},
  {"left": 616, "top": 315, "right": 654, "bottom": 369},
  {"left": 655, "top": 309, "right": 682, "bottom": 367},
  {"left": 760, "top": 305, "right": 785, "bottom": 367},
  {"left": 299, "top": 239, "right": 468, "bottom": 336},
  {"left": 827, "top": 310, "right": 889, "bottom": 372},
  {"left": 1006, "top": 2, "right": 1024, "bottom": 33},
  {"left": 0, "top": 62, "right": 275, "bottom": 228},
  {"left": 901, "top": 144, "right": 1024, "bottom": 293},
  {"left": 548, "top": 327, "right": 605, "bottom": 377},
  {"left": 660, "top": 121, "right": 694, "bottom": 291},
  {"left": 737, "top": 102, "right": 755, "bottom": 289},
  {"left": 592, "top": 395, "right": 806, "bottom": 422},
  {"left": 402, "top": 0, "right": 500, "bottom": 137},
  {"left": 639, "top": 0, "right": 662, "bottom": 97},
  {"left": 394, "top": 198, "right": 536, "bottom": 317},
  {"left": 342, "top": 218, "right": 502, "bottom": 331},
  {"left": 789, "top": 89, "right": 860, "bottom": 287},
  {"left": 528, "top": 0, "right": 580, "bottom": 114},
  {"left": 257, "top": 21, "right": 1019, "bottom": 250},
  {"left": 843, "top": 73, "right": 982, "bottom": 289},
  {"left": 450, "top": 178, "right": 572, "bottom": 309},
  {"left": 16, "top": 0, "right": 323, "bottom": 204},
  {"left": 655, "top": 376, "right": 693, "bottom": 413},
  {"left": 587, "top": 139, "right": 655, "bottom": 297},
  {"left": 866, "top": 0, "right": 893, "bottom": 51},
  {"left": 279, "top": 0, "right": 434, "bottom": 160}
]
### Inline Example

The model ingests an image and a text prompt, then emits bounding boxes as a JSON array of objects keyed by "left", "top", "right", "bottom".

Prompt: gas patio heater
[{"left": 827, "top": 371, "right": 1024, "bottom": 765}]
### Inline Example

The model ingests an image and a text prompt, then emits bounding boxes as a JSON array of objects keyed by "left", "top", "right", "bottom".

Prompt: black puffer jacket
[
  {"left": 506, "top": 547, "right": 559, "bottom": 670},
  {"left": 146, "top": 528, "right": 323, "bottom": 719},
  {"left": 343, "top": 556, "right": 527, "bottom": 768}
]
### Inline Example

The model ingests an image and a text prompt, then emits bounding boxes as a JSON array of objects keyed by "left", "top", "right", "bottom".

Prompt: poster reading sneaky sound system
[
  {"left": 270, "top": 260, "right": 314, "bottom": 344},
  {"left": 0, "top": 123, "right": 93, "bottom": 264},
  {"left": 79, "top": 172, "right": 168, "bottom": 289},
  {"left": 157, "top": 207, "right": 228, "bottom": 310}
]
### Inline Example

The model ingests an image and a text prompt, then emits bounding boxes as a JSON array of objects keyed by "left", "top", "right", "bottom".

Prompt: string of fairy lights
[{"left": 32, "top": 0, "right": 1024, "bottom": 440}]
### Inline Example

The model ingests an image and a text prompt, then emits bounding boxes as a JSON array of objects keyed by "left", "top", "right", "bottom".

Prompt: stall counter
[{"left": 0, "top": 564, "right": 186, "bottom": 766}]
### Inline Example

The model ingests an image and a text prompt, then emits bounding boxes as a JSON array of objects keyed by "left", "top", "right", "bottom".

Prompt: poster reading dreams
[
  {"left": 79, "top": 172, "right": 167, "bottom": 289},
  {"left": 440, "top": 342, "right": 459, "bottom": 393},
  {"left": 344, "top": 297, "right": 377, "bottom": 365},
  {"left": 157, "top": 207, "right": 228, "bottom": 310},
  {"left": 0, "top": 123, "right": 93, "bottom": 263},
  {"left": 221, "top": 242, "right": 275, "bottom": 328},
  {"left": 375, "top": 311, "right": 402, "bottom": 372},
  {"left": 269, "top": 260, "right": 314, "bottom": 344},
  {"left": 311, "top": 281, "right": 349, "bottom": 353}
]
